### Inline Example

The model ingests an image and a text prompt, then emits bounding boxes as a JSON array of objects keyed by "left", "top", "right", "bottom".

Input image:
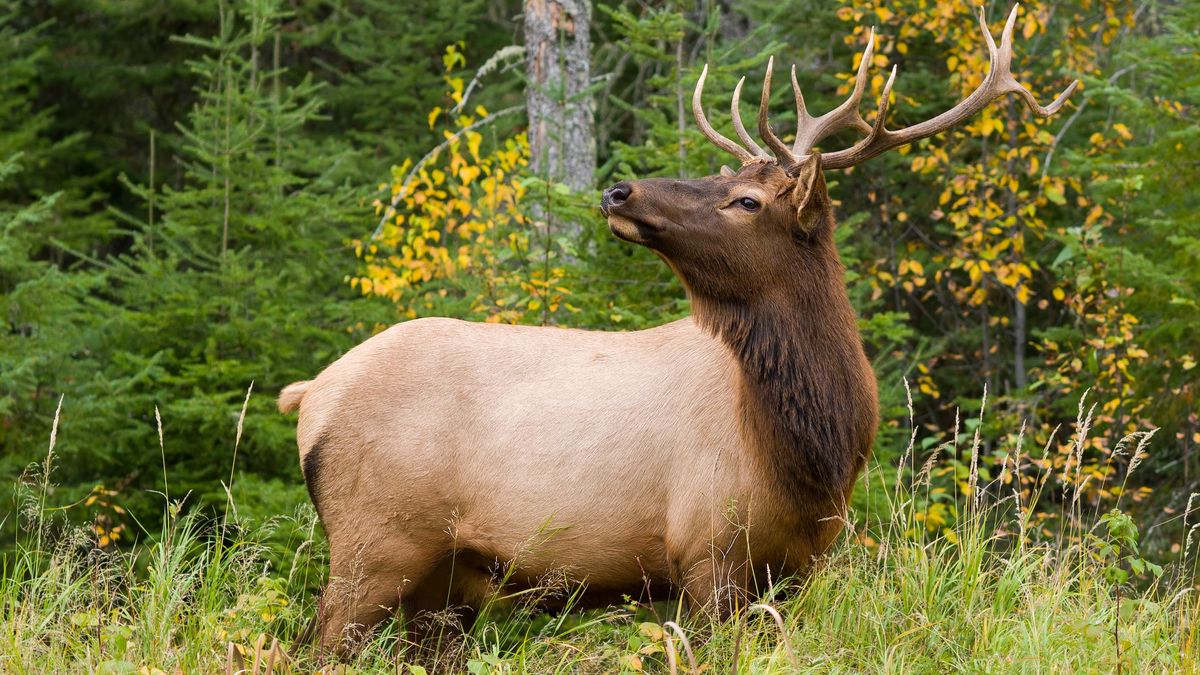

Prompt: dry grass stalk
[
  {"left": 661, "top": 620, "right": 695, "bottom": 675},
  {"left": 749, "top": 603, "right": 797, "bottom": 668},
  {"left": 968, "top": 384, "right": 988, "bottom": 513}
]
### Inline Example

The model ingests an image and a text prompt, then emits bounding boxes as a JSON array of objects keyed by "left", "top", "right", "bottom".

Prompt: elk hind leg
[{"left": 314, "top": 547, "right": 438, "bottom": 659}]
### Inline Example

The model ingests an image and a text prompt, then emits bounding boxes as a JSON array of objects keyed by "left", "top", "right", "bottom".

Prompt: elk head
[{"left": 602, "top": 4, "right": 1076, "bottom": 310}]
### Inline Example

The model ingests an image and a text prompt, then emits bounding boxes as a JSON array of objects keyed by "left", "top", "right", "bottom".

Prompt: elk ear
[
  {"left": 719, "top": 165, "right": 736, "bottom": 177},
  {"left": 789, "top": 155, "right": 826, "bottom": 233}
]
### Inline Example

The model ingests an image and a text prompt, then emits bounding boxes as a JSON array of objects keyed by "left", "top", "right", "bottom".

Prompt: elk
[{"left": 280, "top": 6, "right": 1074, "bottom": 655}]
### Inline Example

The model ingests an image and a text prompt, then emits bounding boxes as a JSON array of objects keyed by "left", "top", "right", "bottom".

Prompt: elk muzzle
[
  {"left": 601, "top": 181, "right": 632, "bottom": 214},
  {"left": 602, "top": 180, "right": 666, "bottom": 245}
]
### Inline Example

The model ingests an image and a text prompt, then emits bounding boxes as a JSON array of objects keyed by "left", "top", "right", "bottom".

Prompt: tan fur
[
  {"left": 285, "top": 160, "right": 878, "bottom": 655},
  {"left": 277, "top": 381, "right": 310, "bottom": 414}
]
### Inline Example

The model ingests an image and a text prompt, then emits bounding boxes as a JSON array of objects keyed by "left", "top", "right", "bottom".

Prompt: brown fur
[{"left": 282, "top": 156, "right": 877, "bottom": 656}]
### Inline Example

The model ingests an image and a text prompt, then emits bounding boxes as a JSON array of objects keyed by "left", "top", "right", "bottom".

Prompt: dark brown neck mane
[{"left": 692, "top": 192, "right": 878, "bottom": 514}]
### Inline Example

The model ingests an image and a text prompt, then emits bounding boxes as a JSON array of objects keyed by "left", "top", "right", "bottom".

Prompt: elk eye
[{"left": 737, "top": 197, "right": 761, "bottom": 211}]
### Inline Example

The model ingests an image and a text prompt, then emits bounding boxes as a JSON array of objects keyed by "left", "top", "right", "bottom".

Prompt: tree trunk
[
  {"left": 524, "top": 0, "right": 595, "bottom": 197},
  {"left": 1007, "top": 100, "right": 1027, "bottom": 391}
]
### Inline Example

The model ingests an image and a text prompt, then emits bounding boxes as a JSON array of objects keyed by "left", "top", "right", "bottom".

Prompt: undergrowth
[{"left": 1, "top": 389, "right": 1196, "bottom": 674}]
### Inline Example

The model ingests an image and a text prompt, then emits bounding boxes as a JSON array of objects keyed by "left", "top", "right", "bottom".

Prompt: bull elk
[{"left": 280, "top": 5, "right": 1075, "bottom": 655}]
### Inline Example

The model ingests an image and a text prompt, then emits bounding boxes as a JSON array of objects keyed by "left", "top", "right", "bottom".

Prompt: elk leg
[
  {"left": 314, "top": 547, "right": 439, "bottom": 659},
  {"left": 399, "top": 557, "right": 487, "bottom": 659},
  {"left": 678, "top": 551, "right": 752, "bottom": 621}
]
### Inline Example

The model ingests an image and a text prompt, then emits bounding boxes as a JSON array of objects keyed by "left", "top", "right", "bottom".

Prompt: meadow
[
  {"left": 2, "top": 1, "right": 1197, "bottom": 672},
  {"left": 3, "top": 391, "right": 1194, "bottom": 674}
]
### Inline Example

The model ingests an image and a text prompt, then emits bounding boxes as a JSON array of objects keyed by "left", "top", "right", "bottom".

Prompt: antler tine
[
  {"left": 995, "top": 3, "right": 1077, "bottom": 116},
  {"left": 791, "top": 27, "right": 876, "bottom": 156},
  {"left": 757, "top": 56, "right": 799, "bottom": 170},
  {"left": 693, "top": 64, "right": 757, "bottom": 164},
  {"left": 820, "top": 4, "right": 1080, "bottom": 170},
  {"left": 980, "top": 5, "right": 1001, "bottom": 59},
  {"left": 790, "top": 65, "right": 808, "bottom": 121},
  {"left": 999, "top": 3, "right": 1019, "bottom": 57},
  {"left": 731, "top": 77, "right": 768, "bottom": 158},
  {"left": 1016, "top": 79, "right": 1078, "bottom": 116},
  {"left": 870, "top": 65, "right": 899, "bottom": 135}
]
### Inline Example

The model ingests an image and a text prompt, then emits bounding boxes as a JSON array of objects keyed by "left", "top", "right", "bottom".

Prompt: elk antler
[
  {"left": 693, "top": 4, "right": 1078, "bottom": 172},
  {"left": 693, "top": 64, "right": 766, "bottom": 164}
]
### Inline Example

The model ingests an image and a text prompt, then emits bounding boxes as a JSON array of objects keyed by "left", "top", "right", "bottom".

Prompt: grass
[{"left": 0, "top": 392, "right": 1197, "bottom": 674}]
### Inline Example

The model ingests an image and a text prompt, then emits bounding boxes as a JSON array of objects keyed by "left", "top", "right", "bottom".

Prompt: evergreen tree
[
  {"left": 7, "top": 0, "right": 391, "bottom": 529},
  {"left": 0, "top": 2, "right": 107, "bottom": 483}
]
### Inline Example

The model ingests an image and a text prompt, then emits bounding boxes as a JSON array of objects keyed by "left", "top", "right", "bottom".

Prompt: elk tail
[{"left": 278, "top": 380, "right": 311, "bottom": 414}]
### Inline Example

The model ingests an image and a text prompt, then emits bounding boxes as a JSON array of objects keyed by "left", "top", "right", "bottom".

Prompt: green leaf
[
  {"left": 1045, "top": 184, "right": 1067, "bottom": 205},
  {"left": 1051, "top": 244, "right": 1075, "bottom": 268}
]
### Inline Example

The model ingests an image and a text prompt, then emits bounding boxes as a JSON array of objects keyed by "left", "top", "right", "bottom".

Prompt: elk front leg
[
  {"left": 398, "top": 557, "right": 482, "bottom": 659},
  {"left": 678, "top": 549, "right": 752, "bottom": 621}
]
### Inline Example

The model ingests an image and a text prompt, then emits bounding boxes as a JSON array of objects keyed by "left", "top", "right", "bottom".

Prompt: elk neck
[{"left": 692, "top": 230, "right": 878, "bottom": 512}]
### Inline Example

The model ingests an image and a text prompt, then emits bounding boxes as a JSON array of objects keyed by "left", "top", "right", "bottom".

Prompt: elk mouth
[
  {"left": 608, "top": 211, "right": 678, "bottom": 245},
  {"left": 607, "top": 213, "right": 659, "bottom": 244}
]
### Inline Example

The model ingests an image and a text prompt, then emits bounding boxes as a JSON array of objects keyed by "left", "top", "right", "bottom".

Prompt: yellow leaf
[
  {"left": 1052, "top": 287, "right": 1065, "bottom": 301},
  {"left": 1023, "top": 15, "right": 1037, "bottom": 39},
  {"left": 875, "top": 6, "right": 894, "bottom": 22},
  {"left": 427, "top": 106, "right": 441, "bottom": 130},
  {"left": 638, "top": 622, "right": 665, "bottom": 641},
  {"left": 1112, "top": 123, "right": 1133, "bottom": 140},
  {"left": 459, "top": 165, "right": 481, "bottom": 185},
  {"left": 620, "top": 654, "right": 644, "bottom": 672},
  {"left": 466, "top": 130, "right": 483, "bottom": 160},
  {"left": 1045, "top": 184, "right": 1066, "bottom": 205}
]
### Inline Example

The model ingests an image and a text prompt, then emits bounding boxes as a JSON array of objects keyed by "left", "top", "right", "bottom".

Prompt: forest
[{"left": 1, "top": 0, "right": 1197, "bottom": 671}]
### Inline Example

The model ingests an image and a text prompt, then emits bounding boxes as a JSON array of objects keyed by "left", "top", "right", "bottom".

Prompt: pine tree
[
  {"left": 22, "top": 0, "right": 390, "bottom": 526},
  {"left": 0, "top": 2, "right": 107, "bottom": 481}
]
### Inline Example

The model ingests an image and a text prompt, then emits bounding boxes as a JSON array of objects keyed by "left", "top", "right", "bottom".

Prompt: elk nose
[{"left": 601, "top": 181, "right": 632, "bottom": 214}]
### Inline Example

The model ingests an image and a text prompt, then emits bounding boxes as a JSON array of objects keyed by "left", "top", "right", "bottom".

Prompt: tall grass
[{"left": 0, "top": 392, "right": 1195, "bottom": 673}]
